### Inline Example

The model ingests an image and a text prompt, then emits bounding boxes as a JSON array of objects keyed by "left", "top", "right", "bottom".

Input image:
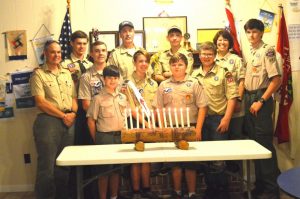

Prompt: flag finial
[{"left": 67, "top": 0, "right": 71, "bottom": 8}]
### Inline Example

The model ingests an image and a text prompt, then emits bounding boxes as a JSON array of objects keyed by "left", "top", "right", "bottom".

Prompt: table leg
[
  {"left": 246, "top": 160, "right": 252, "bottom": 199},
  {"left": 76, "top": 166, "right": 84, "bottom": 199}
]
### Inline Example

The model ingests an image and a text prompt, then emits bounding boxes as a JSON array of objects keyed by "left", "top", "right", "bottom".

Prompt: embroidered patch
[
  {"left": 67, "top": 63, "right": 76, "bottom": 68},
  {"left": 186, "top": 94, "right": 191, "bottom": 101},
  {"left": 266, "top": 49, "right": 275, "bottom": 57},
  {"left": 139, "top": 88, "right": 144, "bottom": 94},
  {"left": 252, "top": 67, "right": 257, "bottom": 73},
  {"left": 214, "top": 76, "right": 219, "bottom": 81},
  {"left": 227, "top": 77, "right": 234, "bottom": 83},
  {"left": 229, "top": 59, "right": 234, "bottom": 64},
  {"left": 164, "top": 88, "right": 172, "bottom": 93}
]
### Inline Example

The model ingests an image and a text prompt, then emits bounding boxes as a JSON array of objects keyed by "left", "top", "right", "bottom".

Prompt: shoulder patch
[
  {"left": 163, "top": 87, "right": 172, "bottom": 93},
  {"left": 67, "top": 63, "right": 76, "bottom": 68},
  {"left": 266, "top": 48, "right": 275, "bottom": 57}
]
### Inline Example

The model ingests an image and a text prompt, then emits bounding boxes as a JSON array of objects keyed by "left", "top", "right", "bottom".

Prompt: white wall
[{"left": 1, "top": 0, "right": 297, "bottom": 192}]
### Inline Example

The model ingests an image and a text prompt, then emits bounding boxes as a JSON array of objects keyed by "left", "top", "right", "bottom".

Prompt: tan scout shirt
[
  {"left": 86, "top": 88, "right": 127, "bottom": 132},
  {"left": 78, "top": 66, "right": 104, "bottom": 100},
  {"left": 244, "top": 41, "right": 281, "bottom": 91},
  {"left": 215, "top": 52, "right": 245, "bottom": 117},
  {"left": 30, "top": 64, "right": 76, "bottom": 112},
  {"left": 107, "top": 45, "right": 145, "bottom": 80},
  {"left": 127, "top": 72, "right": 158, "bottom": 109},
  {"left": 153, "top": 75, "right": 207, "bottom": 124},
  {"left": 61, "top": 53, "right": 93, "bottom": 84},
  {"left": 151, "top": 47, "right": 194, "bottom": 76},
  {"left": 192, "top": 64, "right": 238, "bottom": 115}
]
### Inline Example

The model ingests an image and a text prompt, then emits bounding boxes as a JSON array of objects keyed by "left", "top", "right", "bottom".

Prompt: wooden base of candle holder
[{"left": 121, "top": 127, "right": 196, "bottom": 151}]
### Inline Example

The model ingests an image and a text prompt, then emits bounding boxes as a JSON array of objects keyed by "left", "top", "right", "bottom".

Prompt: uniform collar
[
  {"left": 119, "top": 45, "right": 138, "bottom": 54},
  {"left": 215, "top": 52, "right": 231, "bottom": 61},
  {"left": 250, "top": 41, "right": 264, "bottom": 52},
  {"left": 103, "top": 87, "right": 119, "bottom": 97},
  {"left": 166, "top": 46, "right": 184, "bottom": 56},
  {"left": 170, "top": 74, "right": 189, "bottom": 83},
  {"left": 42, "top": 63, "right": 65, "bottom": 74},
  {"left": 90, "top": 65, "right": 104, "bottom": 76},
  {"left": 198, "top": 64, "right": 218, "bottom": 77},
  {"left": 70, "top": 53, "right": 89, "bottom": 63}
]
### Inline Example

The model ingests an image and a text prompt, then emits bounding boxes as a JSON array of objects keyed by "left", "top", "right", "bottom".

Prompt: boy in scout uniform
[
  {"left": 107, "top": 21, "right": 145, "bottom": 80},
  {"left": 87, "top": 65, "right": 127, "bottom": 199},
  {"left": 30, "top": 40, "right": 77, "bottom": 199},
  {"left": 150, "top": 26, "right": 194, "bottom": 83},
  {"left": 243, "top": 19, "right": 281, "bottom": 199},
  {"left": 153, "top": 53, "right": 208, "bottom": 199},
  {"left": 125, "top": 49, "right": 159, "bottom": 199},
  {"left": 192, "top": 41, "right": 238, "bottom": 199},
  {"left": 61, "top": 30, "right": 93, "bottom": 85}
]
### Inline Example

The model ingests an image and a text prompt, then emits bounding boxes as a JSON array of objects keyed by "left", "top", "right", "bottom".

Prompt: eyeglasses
[{"left": 200, "top": 53, "right": 214, "bottom": 58}]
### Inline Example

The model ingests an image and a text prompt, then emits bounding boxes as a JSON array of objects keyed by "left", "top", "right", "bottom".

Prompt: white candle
[
  {"left": 174, "top": 108, "right": 179, "bottom": 128},
  {"left": 147, "top": 111, "right": 151, "bottom": 129},
  {"left": 168, "top": 107, "right": 173, "bottom": 128},
  {"left": 186, "top": 107, "right": 190, "bottom": 127},
  {"left": 142, "top": 110, "right": 145, "bottom": 129},
  {"left": 163, "top": 108, "right": 167, "bottom": 128},
  {"left": 180, "top": 108, "right": 184, "bottom": 128},
  {"left": 156, "top": 108, "right": 162, "bottom": 128},
  {"left": 124, "top": 108, "right": 128, "bottom": 130},
  {"left": 136, "top": 107, "right": 139, "bottom": 129},
  {"left": 151, "top": 109, "right": 156, "bottom": 128},
  {"left": 129, "top": 109, "right": 133, "bottom": 129}
]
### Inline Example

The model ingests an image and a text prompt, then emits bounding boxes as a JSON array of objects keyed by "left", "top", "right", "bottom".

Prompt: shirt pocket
[
  {"left": 101, "top": 101, "right": 114, "bottom": 118},
  {"left": 208, "top": 79, "right": 224, "bottom": 96},
  {"left": 43, "top": 80, "right": 58, "bottom": 97},
  {"left": 251, "top": 60, "right": 263, "bottom": 77},
  {"left": 163, "top": 92, "right": 173, "bottom": 106}
]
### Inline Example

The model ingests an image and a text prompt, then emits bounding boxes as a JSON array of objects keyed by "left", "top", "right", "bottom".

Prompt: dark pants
[
  {"left": 33, "top": 113, "right": 74, "bottom": 199},
  {"left": 244, "top": 90, "right": 280, "bottom": 194},
  {"left": 202, "top": 115, "right": 229, "bottom": 191}
]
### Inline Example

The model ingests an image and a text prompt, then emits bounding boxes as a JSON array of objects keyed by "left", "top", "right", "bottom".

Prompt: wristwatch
[{"left": 258, "top": 98, "right": 265, "bottom": 104}]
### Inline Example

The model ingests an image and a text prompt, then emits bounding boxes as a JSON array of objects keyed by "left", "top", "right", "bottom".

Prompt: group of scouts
[{"left": 29, "top": 18, "right": 282, "bottom": 199}]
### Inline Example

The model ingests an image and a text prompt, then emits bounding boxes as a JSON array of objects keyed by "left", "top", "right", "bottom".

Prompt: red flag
[
  {"left": 275, "top": 7, "right": 293, "bottom": 143},
  {"left": 225, "top": 1, "right": 242, "bottom": 56}
]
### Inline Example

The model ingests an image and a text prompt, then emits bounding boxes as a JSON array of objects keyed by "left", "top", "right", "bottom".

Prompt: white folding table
[{"left": 56, "top": 140, "right": 271, "bottom": 199}]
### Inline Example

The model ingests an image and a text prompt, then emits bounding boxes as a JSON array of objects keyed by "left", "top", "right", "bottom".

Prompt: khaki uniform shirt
[
  {"left": 151, "top": 47, "right": 194, "bottom": 76},
  {"left": 153, "top": 75, "right": 207, "bottom": 125},
  {"left": 244, "top": 41, "right": 281, "bottom": 91},
  {"left": 61, "top": 53, "right": 93, "bottom": 84},
  {"left": 86, "top": 88, "right": 127, "bottom": 132},
  {"left": 192, "top": 64, "right": 238, "bottom": 115},
  {"left": 107, "top": 45, "right": 146, "bottom": 80},
  {"left": 78, "top": 66, "right": 104, "bottom": 100},
  {"left": 127, "top": 72, "right": 158, "bottom": 109},
  {"left": 30, "top": 64, "right": 76, "bottom": 112},
  {"left": 215, "top": 52, "right": 245, "bottom": 117}
]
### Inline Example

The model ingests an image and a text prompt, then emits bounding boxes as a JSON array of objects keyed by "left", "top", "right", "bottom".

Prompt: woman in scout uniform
[
  {"left": 125, "top": 49, "right": 159, "bottom": 199},
  {"left": 213, "top": 29, "right": 245, "bottom": 140},
  {"left": 30, "top": 40, "right": 77, "bottom": 199},
  {"left": 153, "top": 53, "right": 207, "bottom": 199}
]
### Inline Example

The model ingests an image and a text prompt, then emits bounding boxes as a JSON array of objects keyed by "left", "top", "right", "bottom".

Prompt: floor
[{"left": 0, "top": 191, "right": 295, "bottom": 199}]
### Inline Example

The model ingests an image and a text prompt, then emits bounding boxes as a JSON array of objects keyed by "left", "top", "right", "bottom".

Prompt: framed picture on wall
[
  {"left": 196, "top": 28, "right": 221, "bottom": 47},
  {"left": 143, "top": 16, "right": 187, "bottom": 52},
  {"left": 118, "top": 30, "right": 145, "bottom": 48},
  {"left": 89, "top": 31, "right": 119, "bottom": 52}
]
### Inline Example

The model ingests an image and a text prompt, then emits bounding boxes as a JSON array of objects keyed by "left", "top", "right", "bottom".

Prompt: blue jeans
[
  {"left": 202, "top": 115, "right": 229, "bottom": 190},
  {"left": 33, "top": 113, "right": 74, "bottom": 199}
]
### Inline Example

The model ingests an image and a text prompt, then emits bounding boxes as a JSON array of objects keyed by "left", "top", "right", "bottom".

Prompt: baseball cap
[
  {"left": 119, "top": 21, "right": 134, "bottom": 32},
  {"left": 167, "top": 25, "right": 182, "bottom": 34}
]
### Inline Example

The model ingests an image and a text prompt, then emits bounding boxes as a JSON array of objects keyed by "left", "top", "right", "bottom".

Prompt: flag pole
[{"left": 67, "top": 0, "right": 71, "bottom": 17}]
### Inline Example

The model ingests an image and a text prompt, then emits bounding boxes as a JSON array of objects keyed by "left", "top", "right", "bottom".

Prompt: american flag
[{"left": 58, "top": 8, "right": 72, "bottom": 60}]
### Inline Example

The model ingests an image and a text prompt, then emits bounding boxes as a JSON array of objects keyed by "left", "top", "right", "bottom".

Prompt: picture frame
[
  {"left": 89, "top": 31, "right": 119, "bottom": 52},
  {"left": 258, "top": 9, "right": 275, "bottom": 33},
  {"left": 143, "top": 16, "right": 187, "bottom": 52},
  {"left": 118, "top": 30, "right": 145, "bottom": 48},
  {"left": 197, "top": 29, "right": 221, "bottom": 46}
]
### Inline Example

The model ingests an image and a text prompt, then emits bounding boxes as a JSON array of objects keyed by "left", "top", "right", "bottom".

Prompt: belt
[
  {"left": 245, "top": 88, "right": 267, "bottom": 94},
  {"left": 98, "top": 131, "right": 121, "bottom": 136}
]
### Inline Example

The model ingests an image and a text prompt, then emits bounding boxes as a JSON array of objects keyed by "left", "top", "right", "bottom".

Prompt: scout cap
[
  {"left": 167, "top": 25, "right": 182, "bottom": 35},
  {"left": 119, "top": 21, "right": 134, "bottom": 32}
]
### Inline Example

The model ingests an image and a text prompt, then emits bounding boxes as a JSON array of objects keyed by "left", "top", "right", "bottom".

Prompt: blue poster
[{"left": 11, "top": 70, "right": 35, "bottom": 109}]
